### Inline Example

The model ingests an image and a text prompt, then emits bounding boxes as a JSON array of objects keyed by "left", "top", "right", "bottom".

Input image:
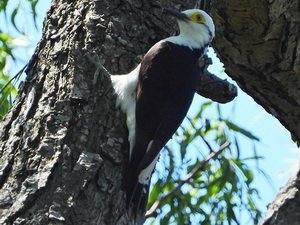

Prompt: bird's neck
[{"left": 164, "top": 31, "right": 211, "bottom": 51}]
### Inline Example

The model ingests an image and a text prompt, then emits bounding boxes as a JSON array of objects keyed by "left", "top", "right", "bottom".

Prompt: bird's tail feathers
[{"left": 127, "top": 181, "right": 150, "bottom": 225}]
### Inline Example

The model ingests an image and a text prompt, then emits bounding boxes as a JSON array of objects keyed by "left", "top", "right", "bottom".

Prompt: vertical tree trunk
[
  {"left": 0, "top": 1, "right": 197, "bottom": 224},
  {"left": 0, "top": 0, "right": 128, "bottom": 224}
]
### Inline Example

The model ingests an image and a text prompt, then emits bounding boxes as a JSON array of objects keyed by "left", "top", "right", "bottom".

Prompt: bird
[{"left": 111, "top": 8, "right": 215, "bottom": 223}]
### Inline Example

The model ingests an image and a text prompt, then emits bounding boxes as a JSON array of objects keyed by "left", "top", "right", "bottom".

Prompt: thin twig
[
  {"left": 0, "top": 63, "right": 28, "bottom": 94},
  {"left": 145, "top": 141, "right": 230, "bottom": 218},
  {"left": 186, "top": 117, "right": 214, "bottom": 153}
]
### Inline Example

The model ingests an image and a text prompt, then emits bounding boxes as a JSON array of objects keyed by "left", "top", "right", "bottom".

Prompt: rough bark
[
  {"left": 0, "top": 1, "right": 129, "bottom": 224},
  {"left": 202, "top": 0, "right": 300, "bottom": 224},
  {"left": 0, "top": 0, "right": 236, "bottom": 224},
  {"left": 259, "top": 170, "right": 300, "bottom": 225},
  {"left": 208, "top": 0, "right": 300, "bottom": 143}
]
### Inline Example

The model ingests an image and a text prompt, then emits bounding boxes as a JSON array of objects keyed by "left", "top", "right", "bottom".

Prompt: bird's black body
[
  {"left": 126, "top": 40, "right": 205, "bottom": 218},
  {"left": 136, "top": 41, "right": 204, "bottom": 171}
]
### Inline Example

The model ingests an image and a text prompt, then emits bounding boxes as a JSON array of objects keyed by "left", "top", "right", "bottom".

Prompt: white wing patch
[
  {"left": 110, "top": 64, "right": 140, "bottom": 161},
  {"left": 138, "top": 140, "right": 159, "bottom": 185},
  {"left": 138, "top": 154, "right": 159, "bottom": 185}
]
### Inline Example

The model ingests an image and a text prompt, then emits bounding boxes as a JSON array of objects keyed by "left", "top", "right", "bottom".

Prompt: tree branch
[
  {"left": 196, "top": 54, "right": 237, "bottom": 104},
  {"left": 145, "top": 141, "right": 230, "bottom": 218}
]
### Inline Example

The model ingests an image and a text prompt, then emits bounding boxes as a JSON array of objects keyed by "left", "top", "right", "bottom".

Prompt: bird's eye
[{"left": 191, "top": 12, "right": 206, "bottom": 24}]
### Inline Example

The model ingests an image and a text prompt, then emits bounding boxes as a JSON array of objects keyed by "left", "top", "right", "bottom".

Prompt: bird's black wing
[
  {"left": 126, "top": 40, "right": 204, "bottom": 219},
  {"left": 135, "top": 41, "right": 202, "bottom": 171}
]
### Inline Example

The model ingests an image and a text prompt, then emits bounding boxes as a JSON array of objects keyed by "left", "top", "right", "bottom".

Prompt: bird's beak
[{"left": 163, "top": 8, "right": 190, "bottom": 21}]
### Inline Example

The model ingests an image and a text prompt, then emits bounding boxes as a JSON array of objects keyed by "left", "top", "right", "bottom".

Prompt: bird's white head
[{"left": 164, "top": 8, "right": 215, "bottom": 49}]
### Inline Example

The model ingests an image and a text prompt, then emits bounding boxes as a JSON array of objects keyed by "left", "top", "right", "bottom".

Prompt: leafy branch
[
  {"left": 145, "top": 141, "right": 230, "bottom": 218},
  {"left": 147, "top": 102, "right": 263, "bottom": 225},
  {"left": 0, "top": 0, "right": 41, "bottom": 119}
]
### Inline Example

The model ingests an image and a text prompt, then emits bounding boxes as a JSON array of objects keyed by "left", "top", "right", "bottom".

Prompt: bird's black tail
[{"left": 125, "top": 165, "right": 150, "bottom": 225}]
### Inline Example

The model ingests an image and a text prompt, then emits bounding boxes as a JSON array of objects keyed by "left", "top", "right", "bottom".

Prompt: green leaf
[
  {"left": 216, "top": 103, "right": 222, "bottom": 120},
  {"left": 11, "top": 4, "right": 21, "bottom": 33},
  {"left": 28, "top": 0, "right": 39, "bottom": 29},
  {"left": 0, "top": 0, "right": 8, "bottom": 12},
  {"left": 0, "top": 33, "right": 13, "bottom": 43},
  {"left": 199, "top": 101, "right": 212, "bottom": 117},
  {"left": 190, "top": 101, "right": 213, "bottom": 127},
  {"left": 225, "top": 120, "right": 260, "bottom": 141}
]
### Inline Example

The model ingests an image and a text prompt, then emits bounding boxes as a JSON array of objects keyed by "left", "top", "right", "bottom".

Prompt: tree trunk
[
  {"left": 260, "top": 170, "right": 300, "bottom": 225},
  {"left": 203, "top": 0, "right": 300, "bottom": 224},
  {"left": 0, "top": 0, "right": 130, "bottom": 224}
]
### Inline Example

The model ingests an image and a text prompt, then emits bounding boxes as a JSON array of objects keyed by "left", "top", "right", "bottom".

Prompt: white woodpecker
[{"left": 111, "top": 8, "right": 215, "bottom": 222}]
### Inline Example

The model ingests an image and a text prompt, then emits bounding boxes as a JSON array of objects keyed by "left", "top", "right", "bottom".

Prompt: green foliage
[
  {"left": 147, "top": 101, "right": 263, "bottom": 225},
  {"left": 28, "top": 0, "right": 39, "bottom": 29},
  {"left": 0, "top": 0, "right": 40, "bottom": 120},
  {"left": 0, "top": 0, "right": 39, "bottom": 31},
  {"left": 0, "top": 0, "right": 9, "bottom": 12},
  {"left": 0, "top": 32, "right": 17, "bottom": 120}
]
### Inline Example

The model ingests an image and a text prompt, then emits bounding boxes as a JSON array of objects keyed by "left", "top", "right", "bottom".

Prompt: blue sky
[{"left": 2, "top": 1, "right": 299, "bottom": 224}]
